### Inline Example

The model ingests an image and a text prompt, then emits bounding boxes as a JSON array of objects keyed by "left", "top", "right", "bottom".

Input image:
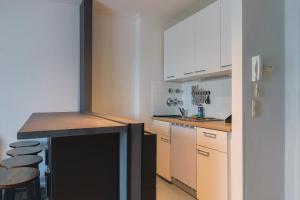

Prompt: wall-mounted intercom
[{"left": 252, "top": 55, "right": 263, "bottom": 82}]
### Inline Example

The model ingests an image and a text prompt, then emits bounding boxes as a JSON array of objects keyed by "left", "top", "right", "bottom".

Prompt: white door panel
[
  {"left": 171, "top": 125, "right": 197, "bottom": 189},
  {"left": 197, "top": 146, "right": 228, "bottom": 200},
  {"left": 157, "top": 135, "right": 171, "bottom": 181},
  {"left": 194, "top": 1, "right": 221, "bottom": 74},
  {"left": 164, "top": 16, "right": 194, "bottom": 80},
  {"left": 221, "top": 0, "right": 232, "bottom": 70}
]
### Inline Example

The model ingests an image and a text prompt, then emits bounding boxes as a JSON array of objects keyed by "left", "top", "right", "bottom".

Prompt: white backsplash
[
  {"left": 151, "top": 81, "right": 182, "bottom": 116},
  {"left": 182, "top": 77, "right": 232, "bottom": 119},
  {"left": 151, "top": 78, "right": 232, "bottom": 119}
]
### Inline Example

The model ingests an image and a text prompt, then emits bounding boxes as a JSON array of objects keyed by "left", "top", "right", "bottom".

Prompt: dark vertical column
[
  {"left": 127, "top": 124, "right": 144, "bottom": 200},
  {"left": 142, "top": 134, "right": 157, "bottom": 200},
  {"left": 80, "top": 0, "right": 93, "bottom": 113}
]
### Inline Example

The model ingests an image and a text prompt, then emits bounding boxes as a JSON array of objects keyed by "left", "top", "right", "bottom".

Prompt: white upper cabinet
[
  {"left": 194, "top": 1, "right": 221, "bottom": 75},
  {"left": 164, "top": 15, "right": 194, "bottom": 80},
  {"left": 164, "top": 0, "right": 232, "bottom": 81},
  {"left": 221, "top": 0, "right": 232, "bottom": 70}
]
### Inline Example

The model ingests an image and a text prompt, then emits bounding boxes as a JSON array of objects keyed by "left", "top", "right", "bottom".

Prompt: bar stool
[
  {"left": 0, "top": 155, "right": 43, "bottom": 169},
  {"left": 9, "top": 140, "right": 40, "bottom": 148},
  {"left": 0, "top": 167, "right": 40, "bottom": 200},
  {"left": 0, "top": 155, "right": 43, "bottom": 200},
  {"left": 6, "top": 146, "right": 43, "bottom": 157}
]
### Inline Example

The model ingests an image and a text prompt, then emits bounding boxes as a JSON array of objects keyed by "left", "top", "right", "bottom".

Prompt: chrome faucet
[{"left": 178, "top": 107, "right": 188, "bottom": 118}]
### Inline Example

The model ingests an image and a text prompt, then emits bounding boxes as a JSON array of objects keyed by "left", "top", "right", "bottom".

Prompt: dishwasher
[{"left": 170, "top": 123, "right": 197, "bottom": 197}]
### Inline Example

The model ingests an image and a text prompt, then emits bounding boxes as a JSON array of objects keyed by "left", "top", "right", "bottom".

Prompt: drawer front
[
  {"left": 152, "top": 120, "right": 170, "bottom": 137},
  {"left": 157, "top": 135, "right": 171, "bottom": 181},
  {"left": 197, "top": 128, "right": 228, "bottom": 153}
]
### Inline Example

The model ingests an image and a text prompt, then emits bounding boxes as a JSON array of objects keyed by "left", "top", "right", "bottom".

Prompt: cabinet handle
[
  {"left": 161, "top": 138, "right": 169, "bottom": 143},
  {"left": 184, "top": 72, "right": 194, "bottom": 76},
  {"left": 221, "top": 64, "right": 232, "bottom": 68},
  {"left": 197, "top": 149, "right": 210, "bottom": 157},
  {"left": 195, "top": 70, "right": 206, "bottom": 73},
  {"left": 167, "top": 76, "right": 175, "bottom": 79},
  {"left": 203, "top": 132, "right": 217, "bottom": 139}
]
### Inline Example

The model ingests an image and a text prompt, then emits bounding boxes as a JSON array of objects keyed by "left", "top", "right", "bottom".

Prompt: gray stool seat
[
  {"left": 0, "top": 167, "right": 41, "bottom": 200},
  {"left": 9, "top": 141, "right": 40, "bottom": 148},
  {"left": 7, "top": 146, "right": 43, "bottom": 157},
  {"left": 0, "top": 155, "right": 43, "bottom": 169}
]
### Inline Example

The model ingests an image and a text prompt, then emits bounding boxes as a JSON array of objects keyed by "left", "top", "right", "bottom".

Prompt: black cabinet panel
[
  {"left": 142, "top": 134, "right": 157, "bottom": 200},
  {"left": 50, "top": 134, "right": 119, "bottom": 200}
]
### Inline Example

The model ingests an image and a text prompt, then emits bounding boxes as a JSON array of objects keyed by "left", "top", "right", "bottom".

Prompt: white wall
[
  {"left": 92, "top": 10, "right": 171, "bottom": 129},
  {"left": 0, "top": 0, "right": 80, "bottom": 158},
  {"left": 285, "top": 0, "right": 300, "bottom": 199},
  {"left": 230, "top": 0, "right": 243, "bottom": 199},
  {"left": 242, "top": 0, "right": 285, "bottom": 199},
  {"left": 92, "top": 9, "right": 138, "bottom": 118},
  {"left": 137, "top": 16, "right": 172, "bottom": 126}
]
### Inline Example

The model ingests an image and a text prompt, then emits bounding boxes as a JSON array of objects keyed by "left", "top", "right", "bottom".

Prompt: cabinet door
[
  {"left": 164, "top": 16, "right": 194, "bottom": 80},
  {"left": 157, "top": 135, "right": 171, "bottom": 181},
  {"left": 197, "top": 128, "right": 228, "bottom": 153},
  {"left": 221, "top": 0, "right": 232, "bottom": 70},
  {"left": 164, "top": 28, "right": 177, "bottom": 80},
  {"left": 194, "top": 1, "right": 221, "bottom": 74},
  {"left": 171, "top": 125, "right": 197, "bottom": 189},
  {"left": 152, "top": 120, "right": 170, "bottom": 138},
  {"left": 197, "top": 146, "right": 228, "bottom": 200}
]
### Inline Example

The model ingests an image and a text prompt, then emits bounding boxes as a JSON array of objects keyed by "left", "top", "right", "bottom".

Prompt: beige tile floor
[{"left": 156, "top": 176, "right": 196, "bottom": 200}]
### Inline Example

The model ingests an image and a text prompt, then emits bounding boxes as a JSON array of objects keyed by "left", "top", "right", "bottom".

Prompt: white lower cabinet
[
  {"left": 152, "top": 120, "right": 170, "bottom": 138},
  {"left": 196, "top": 146, "right": 228, "bottom": 200},
  {"left": 171, "top": 124, "right": 197, "bottom": 189},
  {"left": 157, "top": 135, "right": 172, "bottom": 181},
  {"left": 196, "top": 128, "right": 229, "bottom": 200},
  {"left": 153, "top": 120, "right": 172, "bottom": 181}
]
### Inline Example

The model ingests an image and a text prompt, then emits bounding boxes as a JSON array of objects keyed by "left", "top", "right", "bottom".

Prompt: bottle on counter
[{"left": 198, "top": 105, "right": 205, "bottom": 118}]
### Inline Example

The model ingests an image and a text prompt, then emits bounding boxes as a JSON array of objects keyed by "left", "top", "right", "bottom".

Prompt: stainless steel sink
[{"left": 179, "top": 117, "right": 223, "bottom": 122}]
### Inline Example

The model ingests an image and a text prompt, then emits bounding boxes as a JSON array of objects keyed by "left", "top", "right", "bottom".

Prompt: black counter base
[{"left": 48, "top": 133, "right": 120, "bottom": 200}]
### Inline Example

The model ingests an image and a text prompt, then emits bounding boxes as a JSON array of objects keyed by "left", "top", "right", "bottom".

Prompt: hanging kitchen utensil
[
  {"left": 205, "top": 91, "right": 211, "bottom": 104},
  {"left": 166, "top": 98, "right": 174, "bottom": 106},
  {"left": 168, "top": 88, "right": 174, "bottom": 94}
]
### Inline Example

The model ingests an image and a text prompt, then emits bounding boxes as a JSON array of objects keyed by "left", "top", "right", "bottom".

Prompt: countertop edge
[
  {"left": 17, "top": 126, "right": 128, "bottom": 139},
  {"left": 152, "top": 117, "right": 232, "bottom": 133}
]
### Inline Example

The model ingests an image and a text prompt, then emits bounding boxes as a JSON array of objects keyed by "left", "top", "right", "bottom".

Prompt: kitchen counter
[
  {"left": 17, "top": 112, "right": 144, "bottom": 200},
  {"left": 152, "top": 117, "right": 232, "bottom": 132},
  {"left": 18, "top": 112, "right": 127, "bottom": 139},
  {"left": 92, "top": 112, "right": 157, "bottom": 135}
]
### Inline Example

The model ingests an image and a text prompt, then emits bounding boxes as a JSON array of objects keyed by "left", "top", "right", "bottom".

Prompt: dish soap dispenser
[{"left": 198, "top": 104, "right": 205, "bottom": 118}]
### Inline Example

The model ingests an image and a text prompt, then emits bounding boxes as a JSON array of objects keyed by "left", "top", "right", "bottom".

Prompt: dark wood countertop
[
  {"left": 152, "top": 117, "right": 232, "bottom": 132},
  {"left": 18, "top": 112, "right": 127, "bottom": 139},
  {"left": 91, "top": 113, "right": 156, "bottom": 135}
]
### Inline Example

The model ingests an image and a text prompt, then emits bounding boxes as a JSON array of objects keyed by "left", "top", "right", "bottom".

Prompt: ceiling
[
  {"left": 48, "top": 0, "right": 211, "bottom": 20},
  {"left": 93, "top": 0, "right": 201, "bottom": 18}
]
